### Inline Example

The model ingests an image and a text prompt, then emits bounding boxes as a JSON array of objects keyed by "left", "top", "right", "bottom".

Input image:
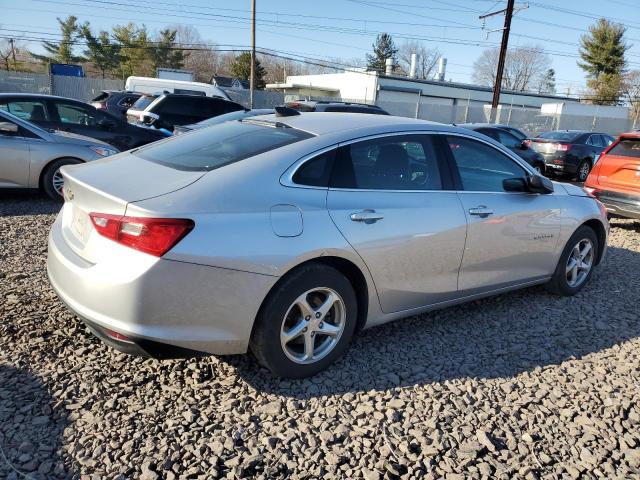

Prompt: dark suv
[
  {"left": 0, "top": 93, "right": 167, "bottom": 151},
  {"left": 285, "top": 100, "right": 389, "bottom": 115},
  {"left": 90, "top": 90, "right": 142, "bottom": 120},
  {"left": 127, "top": 93, "right": 245, "bottom": 132}
]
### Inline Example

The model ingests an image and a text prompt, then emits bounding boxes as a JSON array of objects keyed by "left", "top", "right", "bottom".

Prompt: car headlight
[{"left": 89, "top": 145, "right": 118, "bottom": 157}]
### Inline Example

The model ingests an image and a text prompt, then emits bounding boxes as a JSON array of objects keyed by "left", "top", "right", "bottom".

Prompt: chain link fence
[{"left": 1, "top": 70, "right": 638, "bottom": 135}]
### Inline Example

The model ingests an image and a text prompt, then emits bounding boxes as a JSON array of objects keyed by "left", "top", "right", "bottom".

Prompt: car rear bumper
[
  {"left": 541, "top": 154, "right": 578, "bottom": 175},
  {"left": 47, "top": 213, "right": 278, "bottom": 357},
  {"left": 592, "top": 189, "right": 640, "bottom": 220}
]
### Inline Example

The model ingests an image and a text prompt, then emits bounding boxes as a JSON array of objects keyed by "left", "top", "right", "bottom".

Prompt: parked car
[
  {"left": 127, "top": 93, "right": 245, "bottom": 132},
  {"left": 173, "top": 108, "right": 274, "bottom": 135},
  {"left": 0, "top": 94, "right": 167, "bottom": 152},
  {"left": 47, "top": 111, "right": 608, "bottom": 378},
  {"left": 0, "top": 109, "right": 118, "bottom": 199},
  {"left": 529, "top": 130, "right": 615, "bottom": 182},
  {"left": 458, "top": 123, "right": 546, "bottom": 174},
  {"left": 459, "top": 123, "right": 528, "bottom": 142},
  {"left": 285, "top": 100, "right": 389, "bottom": 115},
  {"left": 584, "top": 131, "right": 640, "bottom": 219},
  {"left": 125, "top": 76, "right": 230, "bottom": 99},
  {"left": 90, "top": 90, "right": 142, "bottom": 120}
]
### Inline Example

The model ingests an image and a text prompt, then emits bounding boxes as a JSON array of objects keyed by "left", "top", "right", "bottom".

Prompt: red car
[{"left": 584, "top": 131, "right": 640, "bottom": 219}]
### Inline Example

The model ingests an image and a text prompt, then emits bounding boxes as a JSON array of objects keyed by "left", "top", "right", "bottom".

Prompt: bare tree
[
  {"left": 623, "top": 70, "right": 640, "bottom": 124},
  {"left": 472, "top": 45, "right": 552, "bottom": 92},
  {"left": 397, "top": 40, "right": 440, "bottom": 79},
  {"left": 172, "top": 25, "right": 219, "bottom": 82}
]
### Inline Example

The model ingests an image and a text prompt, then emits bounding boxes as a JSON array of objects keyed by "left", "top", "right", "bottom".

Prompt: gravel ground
[{"left": 1, "top": 191, "right": 640, "bottom": 480}]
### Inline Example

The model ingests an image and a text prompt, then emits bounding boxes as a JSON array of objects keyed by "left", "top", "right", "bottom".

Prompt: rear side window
[
  {"left": 204, "top": 99, "right": 244, "bottom": 116},
  {"left": 293, "top": 150, "right": 336, "bottom": 187},
  {"left": 118, "top": 95, "right": 139, "bottom": 108},
  {"left": 131, "top": 95, "right": 156, "bottom": 110},
  {"left": 135, "top": 121, "right": 314, "bottom": 171},
  {"left": 607, "top": 139, "right": 640, "bottom": 158},
  {"left": 330, "top": 134, "right": 444, "bottom": 190}
]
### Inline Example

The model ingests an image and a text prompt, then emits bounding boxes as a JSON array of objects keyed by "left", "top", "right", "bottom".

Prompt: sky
[{"left": 1, "top": 0, "right": 640, "bottom": 96}]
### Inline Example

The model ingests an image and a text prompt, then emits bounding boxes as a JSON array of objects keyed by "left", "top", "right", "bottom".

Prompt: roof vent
[{"left": 275, "top": 106, "right": 301, "bottom": 117}]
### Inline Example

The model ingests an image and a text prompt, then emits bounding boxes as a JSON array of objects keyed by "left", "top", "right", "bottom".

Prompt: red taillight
[
  {"left": 103, "top": 328, "right": 133, "bottom": 343},
  {"left": 523, "top": 139, "right": 531, "bottom": 147},
  {"left": 89, "top": 213, "right": 194, "bottom": 257},
  {"left": 555, "top": 143, "right": 571, "bottom": 152}
]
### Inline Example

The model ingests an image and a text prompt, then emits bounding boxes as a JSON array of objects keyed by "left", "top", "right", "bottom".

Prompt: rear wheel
[
  {"left": 250, "top": 264, "right": 357, "bottom": 378},
  {"left": 545, "top": 226, "right": 598, "bottom": 296},
  {"left": 575, "top": 159, "right": 592, "bottom": 182},
  {"left": 42, "top": 158, "right": 81, "bottom": 200}
]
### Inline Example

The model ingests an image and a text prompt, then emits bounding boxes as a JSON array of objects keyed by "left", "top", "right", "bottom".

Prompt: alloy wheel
[
  {"left": 578, "top": 162, "right": 590, "bottom": 182},
  {"left": 280, "top": 287, "right": 346, "bottom": 364},
  {"left": 52, "top": 168, "right": 64, "bottom": 196},
  {"left": 565, "top": 238, "right": 594, "bottom": 288}
]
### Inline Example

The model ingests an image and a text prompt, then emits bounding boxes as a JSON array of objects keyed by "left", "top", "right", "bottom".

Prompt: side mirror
[
  {"left": 0, "top": 121, "right": 19, "bottom": 134},
  {"left": 528, "top": 174, "right": 554, "bottom": 194},
  {"left": 140, "top": 112, "right": 159, "bottom": 125},
  {"left": 503, "top": 177, "right": 529, "bottom": 192}
]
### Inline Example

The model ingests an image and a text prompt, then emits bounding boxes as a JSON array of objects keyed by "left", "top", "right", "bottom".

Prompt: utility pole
[
  {"left": 479, "top": 0, "right": 515, "bottom": 120},
  {"left": 9, "top": 38, "right": 16, "bottom": 70},
  {"left": 250, "top": 0, "right": 256, "bottom": 109}
]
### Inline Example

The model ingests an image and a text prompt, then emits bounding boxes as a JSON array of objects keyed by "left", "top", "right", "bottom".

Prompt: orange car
[{"left": 584, "top": 131, "right": 640, "bottom": 219}]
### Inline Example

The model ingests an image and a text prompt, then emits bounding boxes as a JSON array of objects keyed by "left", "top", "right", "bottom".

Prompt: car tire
[
  {"left": 575, "top": 159, "right": 592, "bottom": 182},
  {"left": 42, "top": 158, "right": 81, "bottom": 201},
  {"left": 545, "top": 225, "right": 598, "bottom": 296},
  {"left": 250, "top": 264, "right": 358, "bottom": 378}
]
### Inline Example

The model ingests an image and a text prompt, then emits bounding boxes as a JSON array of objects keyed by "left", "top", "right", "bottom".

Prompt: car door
[
  {"left": 445, "top": 134, "right": 561, "bottom": 292},
  {"left": 326, "top": 133, "right": 468, "bottom": 313},
  {"left": 49, "top": 100, "right": 129, "bottom": 150},
  {"left": 0, "top": 116, "right": 31, "bottom": 187}
]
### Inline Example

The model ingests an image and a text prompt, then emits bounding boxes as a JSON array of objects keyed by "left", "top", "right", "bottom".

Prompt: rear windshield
[
  {"left": 538, "top": 131, "right": 581, "bottom": 142},
  {"left": 608, "top": 139, "right": 640, "bottom": 158},
  {"left": 135, "top": 120, "right": 314, "bottom": 171},
  {"left": 131, "top": 95, "right": 156, "bottom": 111},
  {"left": 91, "top": 92, "right": 108, "bottom": 102}
]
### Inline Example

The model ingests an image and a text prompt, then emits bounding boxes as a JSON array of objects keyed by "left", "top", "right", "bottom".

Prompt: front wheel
[
  {"left": 575, "top": 160, "right": 592, "bottom": 182},
  {"left": 250, "top": 264, "right": 357, "bottom": 378},
  {"left": 545, "top": 226, "right": 598, "bottom": 296},
  {"left": 41, "top": 158, "right": 81, "bottom": 200}
]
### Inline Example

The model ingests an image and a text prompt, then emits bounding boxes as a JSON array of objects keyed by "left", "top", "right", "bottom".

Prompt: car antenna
[{"left": 274, "top": 106, "right": 301, "bottom": 117}]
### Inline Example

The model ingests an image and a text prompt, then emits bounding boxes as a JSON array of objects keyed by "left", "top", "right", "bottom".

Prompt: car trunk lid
[
  {"left": 59, "top": 153, "right": 205, "bottom": 262},
  {"left": 529, "top": 138, "right": 570, "bottom": 154}
]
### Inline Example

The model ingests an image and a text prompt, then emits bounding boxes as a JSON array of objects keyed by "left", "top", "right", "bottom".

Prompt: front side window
[
  {"left": 447, "top": 136, "right": 527, "bottom": 192},
  {"left": 495, "top": 130, "right": 522, "bottom": 149},
  {"left": 330, "top": 135, "right": 443, "bottom": 190},
  {"left": 54, "top": 102, "right": 102, "bottom": 126},
  {"left": 135, "top": 120, "right": 314, "bottom": 171}
]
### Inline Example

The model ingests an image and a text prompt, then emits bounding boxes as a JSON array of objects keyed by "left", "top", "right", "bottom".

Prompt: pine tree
[
  {"left": 112, "top": 23, "right": 153, "bottom": 77},
  {"left": 81, "top": 26, "right": 121, "bottom": 78},
  {"left": 30, "top": 16, "right": 83, "bottom": 64},
  {"left": 230, "top": 52, "right": 266, "bottom": 89},
  {"left": 579, "top": 19, "right": 628, "bottom": 104},
  {"left": 366, "top": 33, "right": 398, "bottom": 73},
  {"left": 150, "top": 29, "right": 186, "bottom": 72}
]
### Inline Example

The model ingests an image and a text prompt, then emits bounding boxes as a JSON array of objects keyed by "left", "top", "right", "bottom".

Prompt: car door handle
[
  {"left": 468, "top": 206, "right": 494, "bottom": 218},
  {"left": 350, "top": 210, "right": 384, "bottom": 223}
]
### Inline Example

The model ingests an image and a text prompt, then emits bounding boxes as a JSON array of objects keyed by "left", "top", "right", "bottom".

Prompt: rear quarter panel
[{"left": 26, "top": 139, "right": 99, "bottom": 188}]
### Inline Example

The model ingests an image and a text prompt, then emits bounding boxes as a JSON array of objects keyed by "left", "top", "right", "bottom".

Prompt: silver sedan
[
  {"left": 0, "top": 109, "right": 118, "bottom": 199},
  {"left": 47, "top": 111, "right": 609, "bottom": 378}
]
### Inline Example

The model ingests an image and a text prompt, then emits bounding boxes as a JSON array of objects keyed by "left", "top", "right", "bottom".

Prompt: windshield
[
  {"left": 538, "top": 131, "right": 581, "bottom": 142},
  {"left": 135, "top": 120, "right": 314, "bottom": 171},
  {"left": 131, "top": 95, "right": 156, "bottom": 111},
  {"left": 0, "top": 109, "right": 49, "bottom": 135}
]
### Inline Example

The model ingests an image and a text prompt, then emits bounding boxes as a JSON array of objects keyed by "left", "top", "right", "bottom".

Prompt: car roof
[
  {"left": 247, "top": 112, "right": 452, "bottom": 136},
  {"left": 287, "top": 100, "right": 383, "bottom": 108},
  {"left": 0, "top": 93, "right": 86, "bottom": 102}
]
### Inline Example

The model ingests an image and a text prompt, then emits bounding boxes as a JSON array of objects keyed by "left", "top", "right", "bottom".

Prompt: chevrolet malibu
[{"left": 47, "top": 111, "right": 609, "bottom": 378}]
